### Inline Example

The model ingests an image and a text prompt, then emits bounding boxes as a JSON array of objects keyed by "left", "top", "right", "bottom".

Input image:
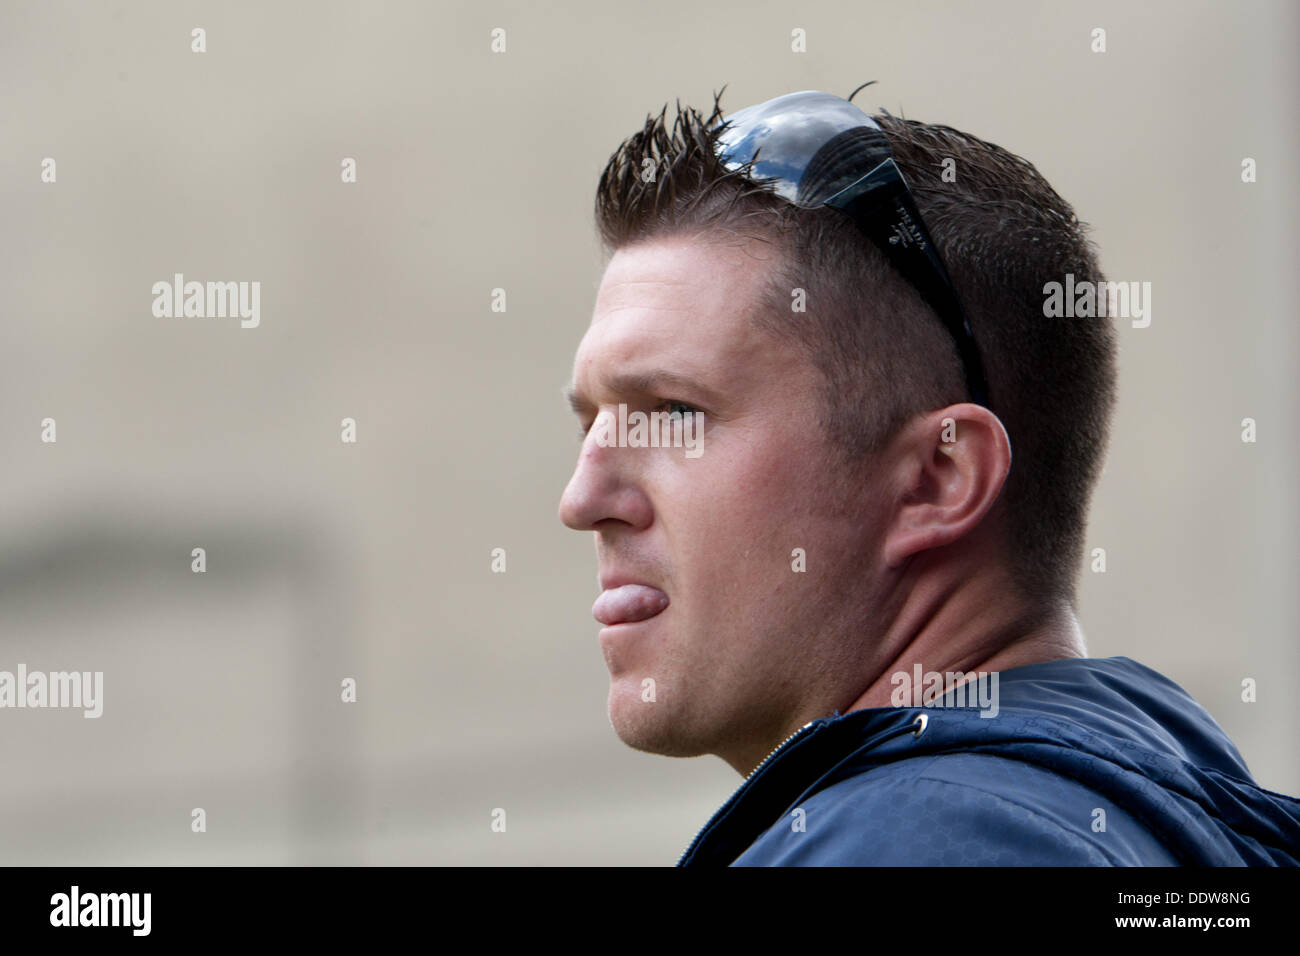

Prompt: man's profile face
[{"left": 560, "top": 234, "right": 892, "bottom": 773}]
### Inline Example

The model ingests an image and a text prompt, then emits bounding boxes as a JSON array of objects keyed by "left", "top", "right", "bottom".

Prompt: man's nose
[{"left": 558, "top": 429, "right": 653, "bottom": 532}]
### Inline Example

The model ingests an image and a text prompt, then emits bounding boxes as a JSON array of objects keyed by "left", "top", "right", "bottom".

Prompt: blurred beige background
[{"left": 0, "top": 0, "right": 1295, "bottom": 865}]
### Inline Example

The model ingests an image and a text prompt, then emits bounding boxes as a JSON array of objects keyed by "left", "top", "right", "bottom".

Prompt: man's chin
[{"left": 606, "top": 682, "right": 708, "bottom": 758}]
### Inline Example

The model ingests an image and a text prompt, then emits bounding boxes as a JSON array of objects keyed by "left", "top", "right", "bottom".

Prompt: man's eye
[
  {"left": 574, "top": 403, "right": 701, "bottom": 441},
  {"left": 657, "top": 400, "right": 699, "bottom": 418}
]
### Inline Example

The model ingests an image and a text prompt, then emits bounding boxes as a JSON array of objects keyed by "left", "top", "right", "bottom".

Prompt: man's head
[{"left": 560, "top": 90, "right": 1117, "bottom": 772}]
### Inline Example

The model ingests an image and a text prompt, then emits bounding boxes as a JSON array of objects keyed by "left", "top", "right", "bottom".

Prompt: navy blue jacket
[{"left": 677, "top": 657, "right": 1300, "bottom": 866}]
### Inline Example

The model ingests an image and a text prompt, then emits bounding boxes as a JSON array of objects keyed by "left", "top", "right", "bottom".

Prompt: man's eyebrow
[{"left": 563, "top": 370, "right": 721, "bottom": 414}]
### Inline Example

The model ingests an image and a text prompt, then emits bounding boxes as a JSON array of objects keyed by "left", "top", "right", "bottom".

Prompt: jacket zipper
[{"left": 675, "top": 718, "right": 824, "bottom": 866}]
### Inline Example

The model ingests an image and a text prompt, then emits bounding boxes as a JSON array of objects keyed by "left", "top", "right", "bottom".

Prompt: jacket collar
[{"left": 677, "top": 707, "right": 924, "bottom": 866}]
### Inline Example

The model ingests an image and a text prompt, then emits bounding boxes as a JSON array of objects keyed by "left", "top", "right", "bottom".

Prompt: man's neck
[
  {"left": 725, "top": 552, "right": 1087, "bottom": 777},
  {"left": 843, "top": 573, "right": 1087, "bottom": 714}
]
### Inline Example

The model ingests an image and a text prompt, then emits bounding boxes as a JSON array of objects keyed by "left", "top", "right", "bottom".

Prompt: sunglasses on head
[{"left": 713, "top": 87, "right": 989, "bottom": 408}]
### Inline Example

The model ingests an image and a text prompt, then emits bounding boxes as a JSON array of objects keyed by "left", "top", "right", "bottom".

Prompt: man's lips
[{"left": 592, "top": 584, "right": 669, "bottom": 626}]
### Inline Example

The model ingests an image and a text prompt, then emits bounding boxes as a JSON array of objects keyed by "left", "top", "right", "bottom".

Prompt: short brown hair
[{"left": 594, "top": 90, "right": 1117, "bottom": 604}]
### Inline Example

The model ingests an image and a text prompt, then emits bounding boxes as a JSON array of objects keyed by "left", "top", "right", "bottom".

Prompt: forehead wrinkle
[
  {"left": 595, "top": 266, "right": 697, "bottom": 305},
  {"left": 594, "top": 292, "right": 695, "bottom": 322},
  {"left": 595, "top": 303, "right": 689, "bottom": 318}
]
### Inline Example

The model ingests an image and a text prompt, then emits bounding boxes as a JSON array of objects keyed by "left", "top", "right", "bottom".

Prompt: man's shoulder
[
  {"left": 733, "top": 751, "right": 1179, "bottom": 866},
  {"left": 716, "top": 656, "right": 1300, "bottom": 866}
]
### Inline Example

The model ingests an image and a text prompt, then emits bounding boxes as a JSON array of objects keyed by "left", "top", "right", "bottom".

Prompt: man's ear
[{"left": 881, "top": 404, "right": 1012, "bottom": 569}]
